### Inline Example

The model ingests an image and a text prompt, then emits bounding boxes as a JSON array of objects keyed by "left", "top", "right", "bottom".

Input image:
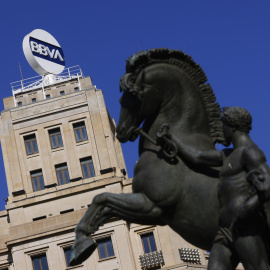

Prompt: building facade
[{"left": 0, "top": 68, "right": 242, "bottom": 270}]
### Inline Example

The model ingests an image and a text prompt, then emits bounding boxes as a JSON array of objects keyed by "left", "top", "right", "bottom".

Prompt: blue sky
[{"left": 0, "top": 1, "right": 270, "bottom": 210}]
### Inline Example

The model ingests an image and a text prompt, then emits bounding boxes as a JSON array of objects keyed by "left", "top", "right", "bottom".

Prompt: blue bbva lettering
[{"left": 30, "top": 41, "right": 64, "bottom": 62}]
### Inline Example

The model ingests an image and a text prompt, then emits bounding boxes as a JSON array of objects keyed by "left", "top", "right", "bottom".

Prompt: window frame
[
  {"left": 80, "top": 157, "right": 95, "bottom": 179},
  {"left": 24, "top": 134, "right": 39, "bottom": 156},
  {"left": 55, "top": 163, "right": 70, "bottom": 185},
  {"left": 31, "top": 170, "right": 45, "bottom": 192},
  {"left": 48, "top": 128, "right": 63, "bottom": 149},
  {"left": 96, "top": 237, "right": 115, "bottom": 260},
  {"left": 73, "top": 121, "right": 88, "bottom": 143},
  {"left": 140, "top": 231, "right": 157, "bottom": 254},
  {"left": 31, "top": 253, "right": 49, "bottom": 270},
  {"left": 63, "top": 246, "right": 72, "bottom": 267}
]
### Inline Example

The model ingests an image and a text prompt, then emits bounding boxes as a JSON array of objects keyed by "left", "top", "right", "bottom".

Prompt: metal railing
[
  {"left": 179, "top": 248, "right": 202, "bottom": 265},
  {"left": 11, "top": 65, "right": 83, "bottom": 95},
  {"left": 139, "top": 250, "right": 165, "bottom": 269},
  {"left": 10, "top": 65, "right": 84, "bottom": 107}
]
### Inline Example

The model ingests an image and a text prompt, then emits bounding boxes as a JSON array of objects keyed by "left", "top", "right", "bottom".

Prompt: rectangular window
[
  {"left": 64, "top": 246, "right": 72, "bottom": 267},
  {"left": 73, "top": 122, "right": 88, "bottom": 143},
  {"left": 141, "top": 232, "right": 157, "bottom": 254},
  {"left": 60, "top": 91, "right": 65, "bottom": 96},
  {"left": 18, "top": 101, "right": 22, "bottom": 106},
  {"left": 55, "top": 163, "right": 70, "bottom": 185},
  {"left": 74, "top": 87, "right": 79, "bottom": 92},
  {"left": 31, "top": 254, "right": 49, "bottom": 270},
  {"left": 32, "top": 98, "right": 37, "bottom": 103},
  {"left": 24, "top": 134, "right": 39, "bottom": 155},
  {"left": 97, "top": 237, "right": 115, "bottom": 259},
  {"left": 80, "top": 157, "right": 95, "bottom": 179},
  {"left": 49, "top": 128, "right": 63, "bottom": 149},
  {"left": 46, "top": 94, "right": 51, "bottom": 99},
  {"left": 31, "top": 170, "right": 45, "bottom": 192}
]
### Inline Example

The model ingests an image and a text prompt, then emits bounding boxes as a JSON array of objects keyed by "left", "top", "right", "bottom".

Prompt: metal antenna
[{"left": 19, "top": 62, "right": 24, "bottom": 88}]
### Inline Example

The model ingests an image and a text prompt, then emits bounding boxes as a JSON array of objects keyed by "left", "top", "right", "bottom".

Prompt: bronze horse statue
[{"left": 70, "top": 49, "right": 226, "bottom": 266}]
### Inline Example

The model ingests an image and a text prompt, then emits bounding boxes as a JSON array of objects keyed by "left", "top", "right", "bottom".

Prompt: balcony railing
[
  {"left": 179, "top": 248, "right": 201, "bottom": 265},
  {"left": 139, "top": 250, "right": 165, "bottom": 269}
]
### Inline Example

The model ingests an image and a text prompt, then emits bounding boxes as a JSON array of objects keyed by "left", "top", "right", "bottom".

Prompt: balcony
[
  {"left": 139, "top": 250, "right": 165, "bottom": 269},
  {"left": 179, "top": 248, "right": 201, "bottom": 265}
]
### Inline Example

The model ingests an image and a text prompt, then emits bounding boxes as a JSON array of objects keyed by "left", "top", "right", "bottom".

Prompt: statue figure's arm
[
  {"left": 174, "top": 140, "right": 223, "bottom": 167},
  {"left": 243, "top": 145, "right": 270, "bottom": 201},
  {"left": 230, "top": 145, "right": 270, "bottom": 230}
]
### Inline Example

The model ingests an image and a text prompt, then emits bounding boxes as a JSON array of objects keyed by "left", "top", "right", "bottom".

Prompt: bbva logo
[{"left": 30, "top": 37, "right": 65, "bottom": 66}]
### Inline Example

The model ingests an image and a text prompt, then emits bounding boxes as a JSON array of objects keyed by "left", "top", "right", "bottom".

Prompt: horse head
[
  {"left": 117, "top": 49, "right": 224, "bottom": 146},
  {"left": 116, "top": 69, "right": 164, "bottom": 142}
]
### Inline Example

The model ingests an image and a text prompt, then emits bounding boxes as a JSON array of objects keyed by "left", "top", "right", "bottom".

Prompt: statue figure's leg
[
  {"left": 70, "top": 192, "right": 163, "bottom": 266},
  {"left": 233, "top": 233, "right": 270, "bottom": 270},
  {"left": 207, "top": 242, "right": 239, "bottom": 270}
]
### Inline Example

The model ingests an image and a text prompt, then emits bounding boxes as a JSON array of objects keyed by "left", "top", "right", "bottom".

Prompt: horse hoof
[{"left": 69, "top": 237, "right": 97, "bottom": 266}]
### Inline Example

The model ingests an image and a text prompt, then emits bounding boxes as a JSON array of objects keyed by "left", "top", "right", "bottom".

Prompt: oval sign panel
[{"left": 23, "top": 29, "right": 65, "bottom": 75}]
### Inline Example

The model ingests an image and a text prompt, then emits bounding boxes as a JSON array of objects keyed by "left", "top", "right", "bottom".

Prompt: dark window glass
[
  {"left": 80, "top": 157, "right": 95, "bottom": 179},
  {"left": 32, "top": 253, "right": 49, "bottom": 270},
  {"left": 32, "top": 98, "right": 37, "bottom": 103},
  {"left": 60, "top": 91, "right": 65, "bottom": 96},
  {"left": 97, "top": 238, "right": 115, "bottom": 259},
  {"left": 56, "top": 163, "right": 70, "bottom": 185},
  {"left": 24, "top": 134, "right": 39, "bottom": 155},
  {"left": 64, "top": 246, "right": 72, "bottom": 267},
  {"left": 73, "top": 122, "right": 88, "bottom": 143},
  {"left": 18, "top": 101, "right": 22, "bottom": 106},
  {"left": 141, "top": 232, "right": 157, "bottom": 254},
  {"left": 49, "top": 128, "right": 63, "bottom": 149},
  {"left": 31, "top": 170, "right": 45, "bottom": 192},
  {"left": 46, "top": 94, "right": 51, "bottom": 99},
  {"left": 74, "top": 87, "right": 79, "bottom": 92}
]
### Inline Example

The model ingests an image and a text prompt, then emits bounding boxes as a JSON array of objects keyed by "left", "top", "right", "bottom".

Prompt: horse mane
[{"left": 125, "top": 48, "right": 225, "bottom": 144}]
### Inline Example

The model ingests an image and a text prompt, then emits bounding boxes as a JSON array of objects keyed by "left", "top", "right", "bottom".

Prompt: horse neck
[{"left": 140, "top": 82, "right": 211, "bottom": 151}]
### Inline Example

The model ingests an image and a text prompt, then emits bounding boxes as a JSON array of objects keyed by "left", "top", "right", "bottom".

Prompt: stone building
[{"left": 0, "top": 66, "right": 241, "bottom": 270}]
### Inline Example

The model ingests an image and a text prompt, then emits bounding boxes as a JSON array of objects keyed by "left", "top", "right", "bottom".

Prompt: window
[
  {"left": 80, "top": 157, "right": 95, "bottom": 179},
  {"left": 18, "top": 101, "right": 22, "bottom": 106},
  {"left": 64, "top": 246, "right": 72, "bottom": 267},
  {"left": 74, "top": 87, "right": 79, "bottom": 92},
  {"left": 141, "top": 232, "right": 157, "bottom": 254},
  {"left": 97, "top": 237, "right": 115, "bottom": 259},
  {"left": 31, "top": 254, "right": 49, "bottom": 270},
  {"left": 73, "top": 122, "right": 88, "bottom": 143},
  {"left": 46, "top": 94, "right": 51, "bottom": 99},
  {"left": 32, "top": 98, "right": 37, "bottom": 103},
  {"left": 56, "top": 163, "right": 70, "bottom": 185},
  {"left": 31, "top": 170, "right": 45, "bottom": 191},
  {"left": 24, "top": 134, "right": 38, "bottom": 155},
  {"left": 60, "top": 90, "right": 65, "bottom": 96},
  {"left": 49, "top": 128, "right": 63, "bottom": 149}
]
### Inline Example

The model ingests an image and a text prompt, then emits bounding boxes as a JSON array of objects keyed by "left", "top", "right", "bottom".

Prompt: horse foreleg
[
  {"left": 94, "top": 192, "right": 164, "bottom": 224},
  {"left": 70, "top": 192, "right": 163, "bottom": 266}
]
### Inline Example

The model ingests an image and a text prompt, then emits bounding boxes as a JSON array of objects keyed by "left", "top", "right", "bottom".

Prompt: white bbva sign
[{"left": 23, "top": 29, "right": 65, "bottom": 75}]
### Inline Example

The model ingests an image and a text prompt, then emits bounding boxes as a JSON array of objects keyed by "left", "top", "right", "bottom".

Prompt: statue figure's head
[{"left": 221, "top": 107, "right": 252, "bottom": 134}]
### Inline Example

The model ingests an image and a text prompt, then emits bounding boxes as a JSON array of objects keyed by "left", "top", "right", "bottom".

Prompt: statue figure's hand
[{"left": 156, "top": 124, "right": 178, "bottom": 158}]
